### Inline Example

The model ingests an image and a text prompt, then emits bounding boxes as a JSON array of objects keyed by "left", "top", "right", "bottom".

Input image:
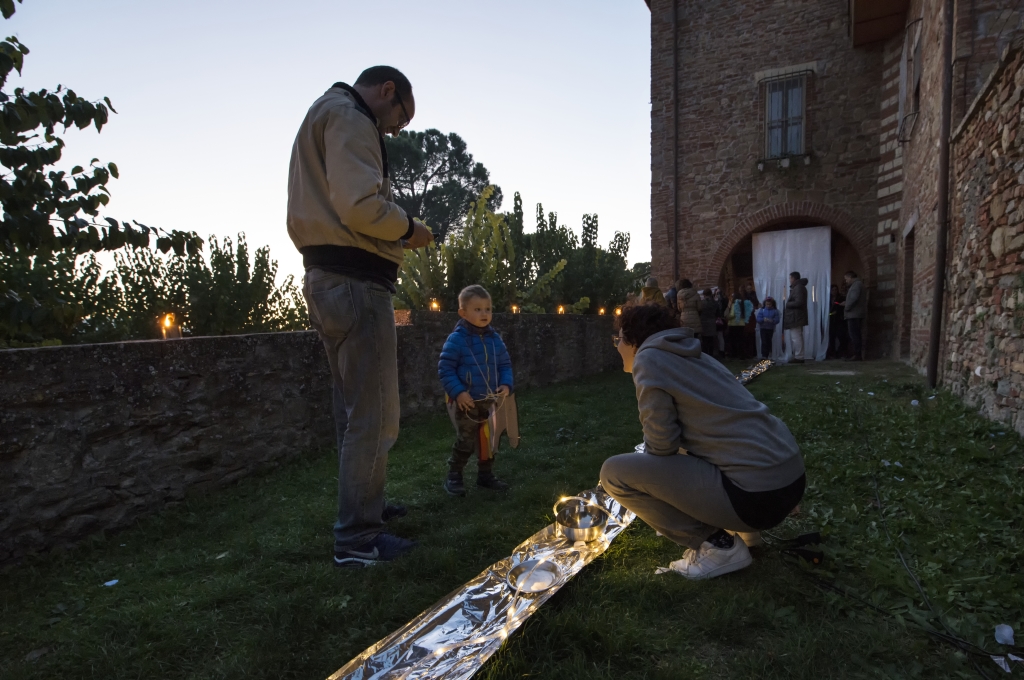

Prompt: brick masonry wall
[
  {"left": 0, "top": 312, "right": 618, "bottom": 563},
  {"left": 649, "top": 0, "right": 893, "bottom": 357},
  {"left": 892, "top": 0, "right": 1018, "bottom": 367},
  {"left": 945, "top": 42, "right": 1024, "bottom": 433},
  {"left": 891, "top": 0, "right": 945, "bottom": 367}
]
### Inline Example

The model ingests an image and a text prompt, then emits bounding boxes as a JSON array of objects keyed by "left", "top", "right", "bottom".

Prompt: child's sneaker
[
  {"left": 443, "top": 472, "right": 466, "bottom": 496},
  {"left": 668, "top": 535, "right": 752, "bottom": 580},
  {"left": 477, "top": 473, "right": 509, "bottom": 491},
  {"left": 333, "top": 532, "right": 417, "bottom": 568}
]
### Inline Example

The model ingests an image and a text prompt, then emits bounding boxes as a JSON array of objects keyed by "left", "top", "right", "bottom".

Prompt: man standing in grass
[
  {"left": 842, "top": 270, "right": 866, "bottom": 362},
  {"left": 783, "top": 272, "right": 808, "bottom": 364},
  {"left": 287, "top": 66, "right": 434, "bottom": 568}
]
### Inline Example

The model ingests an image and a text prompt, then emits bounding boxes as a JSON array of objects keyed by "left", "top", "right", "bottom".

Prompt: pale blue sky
[{"left": 7, "top": 0, "right": 652, "bottom": 280}]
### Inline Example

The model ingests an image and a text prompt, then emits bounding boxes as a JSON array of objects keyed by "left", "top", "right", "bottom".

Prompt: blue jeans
[{"left": 302, "top": 268, "right": 400, "bottom": 551}]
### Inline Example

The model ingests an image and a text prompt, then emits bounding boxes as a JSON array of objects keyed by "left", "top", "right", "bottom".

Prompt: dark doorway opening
[{"left": 900, "top": 230, "right": 915, "bottom": 358}]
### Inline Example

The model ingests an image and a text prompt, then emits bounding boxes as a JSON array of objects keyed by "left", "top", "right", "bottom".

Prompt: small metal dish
[
  {"left": 507, "top": 559, "right": 561, "bottom": 593},
  {"left": 554, "top": 496, "right": 611, "bottom": 542}
]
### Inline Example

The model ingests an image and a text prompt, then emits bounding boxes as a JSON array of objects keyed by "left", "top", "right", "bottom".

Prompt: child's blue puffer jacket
[
  {"left": 438, "top": 319, "right": 514, "bottom": 400},
  {"left": 756, "top": 307, "right": 780, "bottom": 330}
]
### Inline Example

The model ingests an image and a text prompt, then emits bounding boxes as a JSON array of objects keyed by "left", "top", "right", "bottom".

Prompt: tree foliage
[
  {"left": 0, "top": 236, "right": 306, "bottom": 347},
  {"left": 0, "top": 1, "right": 202, "bottom": 343},
  {"left": 396, "top": 187, "right": 564, "bottom": 313},
  {"left": 396, "top": 186, "right": 646, "bottom": 314},
  {"left": 385, "top": 129, "right": 501, "bottom": 242}
]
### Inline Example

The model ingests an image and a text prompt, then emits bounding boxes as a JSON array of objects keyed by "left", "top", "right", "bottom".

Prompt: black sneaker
[
  {"left": 443, "top": 472, "right": 466, "bottom": 497},
  {"left": 334, "top": 533, "right": 417, "bottom": 568},
  {"left": 477, "top": 474, "right": 510, "bottom": 491},
  {"left": 382, "top": 503, "right": 407, "bottom": 522}
]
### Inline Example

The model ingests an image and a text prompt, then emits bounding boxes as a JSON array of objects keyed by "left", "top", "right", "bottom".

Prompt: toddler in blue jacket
[{"left": 437, "top": 285, "right": 514, "bottom": 496}]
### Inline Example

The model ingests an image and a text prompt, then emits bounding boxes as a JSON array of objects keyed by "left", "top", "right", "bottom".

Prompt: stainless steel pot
[{"left": 553, "top": 496, "right": 611, "bottom": 542}]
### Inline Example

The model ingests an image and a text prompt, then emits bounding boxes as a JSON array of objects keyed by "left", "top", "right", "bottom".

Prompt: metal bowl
[
  {"left": 553, "top": 496, "right": 610, "bottom": 542},
  {"left": 507, "top": 559, "right": 561, "bottom": 593}
]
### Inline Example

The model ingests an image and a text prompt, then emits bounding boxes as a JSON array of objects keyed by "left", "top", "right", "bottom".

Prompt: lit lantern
[
  {"left": 160, "top": 313, "right": 182, "bottom": 340},
  {"left": 557, "top": 305, "right": 565, "bottom": 314},
  {"left": 430, "top": 300, "right": 440, "bottom": 311},
  {"left": 511, "top": 304, "right": 520, "bottom": 314},
  {"left": 598, "top": 308, "right": 606, "bottom": 315}
]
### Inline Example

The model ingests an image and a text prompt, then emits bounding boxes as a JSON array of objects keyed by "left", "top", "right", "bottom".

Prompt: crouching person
[{"left": 600, "top": 304, "right": 805, "bottom": 580}]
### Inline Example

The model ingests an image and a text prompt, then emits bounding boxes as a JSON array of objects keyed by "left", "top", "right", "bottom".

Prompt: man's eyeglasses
[{"left": 394, "top": 90, "right": 410, "bottom": 131}]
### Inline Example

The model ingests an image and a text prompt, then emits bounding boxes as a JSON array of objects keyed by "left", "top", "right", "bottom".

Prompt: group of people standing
[
  {"left": 639, "top": 277, "right": 780, "bottom": 362},
  {"left": 635, "top": 270, "right": 867, "bottom": 363}
]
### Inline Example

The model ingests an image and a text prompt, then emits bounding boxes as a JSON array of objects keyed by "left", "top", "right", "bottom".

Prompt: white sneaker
[
  {"left": 668, "top": 537, "right": 753, "bottom": 580},
  {"left": 727, "top": 530, "right": 764, "bottom": 547}
]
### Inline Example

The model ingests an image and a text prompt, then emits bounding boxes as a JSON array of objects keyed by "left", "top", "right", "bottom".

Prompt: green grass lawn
[{"left": 2, "top": 362, "right": 1022, "bottom": 679}]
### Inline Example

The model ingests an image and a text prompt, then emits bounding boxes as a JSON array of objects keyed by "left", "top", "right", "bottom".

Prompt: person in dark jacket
[
  {"left": 438, "top": 285, "right": 514, "bottom": 495},
  {"left": 699, "top": 288, "right": 718, "bottom": 357},
  {"left": 676, "top": 279, "right": 702, "bottom": 334},
  {"left": 755, "top": 297, "right": 780, "bottom": 359},
  {"left": 842, "top": 271, "right": 866, "bottom": 361},
  {"left": 726, "top": 292, "right": 753, "bottom": 359},
  {"left": 782, "top": 272, "right": 809, "bottom": 363},
  {"left": 664, "top": 281, "right": 679, "bottom": 313},
  {"left": 712, "top": 287, "right": 728, "bottom": 355},
  {"left": 601, "top": 304, "right": 805, "bottom": 580},
  {"left": 743, "top": 283, "right": 760, "bottom": 308},
  {"left": 827, "top": 284, "right": 847, "bottom": 359}
]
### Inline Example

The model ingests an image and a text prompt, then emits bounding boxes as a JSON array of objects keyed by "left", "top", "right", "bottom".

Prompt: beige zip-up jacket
[{"left": 287, "top": 85, "right": 412, "bottom": 266}]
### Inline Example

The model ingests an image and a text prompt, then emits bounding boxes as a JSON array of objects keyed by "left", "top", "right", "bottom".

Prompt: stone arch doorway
[
  {"left": 695, "top": 202, "right": 874, "bottom": 290},
  {"left": 719, "top": 226, "right": 866, "bottom": 300}
]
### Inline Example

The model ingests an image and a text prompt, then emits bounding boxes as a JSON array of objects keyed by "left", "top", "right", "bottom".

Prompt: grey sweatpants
[{"left": 600, "top": 451, "right": 756, "bottom": 550}]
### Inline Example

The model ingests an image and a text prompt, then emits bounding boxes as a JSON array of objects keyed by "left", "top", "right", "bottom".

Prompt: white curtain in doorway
[{"left": 752, "top": 227, "right": 831, "bottom": 362}]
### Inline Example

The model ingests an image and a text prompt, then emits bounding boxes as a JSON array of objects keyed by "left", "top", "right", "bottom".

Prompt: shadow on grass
[{"left": 2, "top": 364, "right": 1021, "bottom": 679}]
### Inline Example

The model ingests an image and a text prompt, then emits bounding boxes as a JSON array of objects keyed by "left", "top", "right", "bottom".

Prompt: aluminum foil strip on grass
[
  {"left": 327, "top": 488, "right": 635, "bottom": 680},
  {"left": 738, "top": 359, "right": 774, "bottom": 385}
]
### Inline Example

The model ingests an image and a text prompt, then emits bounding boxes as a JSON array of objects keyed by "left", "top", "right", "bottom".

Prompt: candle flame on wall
[
  {"left": 163, "top": 313, "right": 174, "bottom": 328},
  {"left": 557, "top": 305, "right": 565, "bottom": 314},
  {"left": 430, "top": 300, "right": 440, "bottom": 311},
  {"left": 614, "top": 307, "right": 622, "bottom": 316},
  {"left": 598, "top": 308, "right": 606, "bottom": 315}
]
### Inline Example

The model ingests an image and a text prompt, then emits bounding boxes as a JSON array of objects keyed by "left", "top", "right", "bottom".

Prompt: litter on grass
[
  {"left": 867, "top": 392, "right": 875, "bottom": 396},
  {"left": 882, "top": 460, "right": 891, "bottom": 467},
  {"left": 894, "top": 462, "right": 902, "bottom": 467},
  {"left": 103, "top": 579, "right": 118, "bottom": 587},
  {"left": 992, "top": 656, "right": 1012, "bottom": 673},
  {"left": 911, "top": 400, "right": 920, "bottom": 406},
  {"left": 929, "top": 395, "right": 936, "bottom": 400},
  {"left": 996, "top": 624, "right": 1015, "bottom": 646}
]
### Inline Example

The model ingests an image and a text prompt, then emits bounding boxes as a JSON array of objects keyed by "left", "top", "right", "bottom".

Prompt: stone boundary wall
[
  {"left": 0, "top": 312, "right": 619, "bottom": 563},
  {"left": 945, "top": 40, "right": 1024, "bottom": 434}
]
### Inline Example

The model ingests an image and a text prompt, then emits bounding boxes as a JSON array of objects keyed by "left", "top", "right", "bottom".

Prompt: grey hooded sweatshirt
[{"left": 632, "top": 328, "right": 804, "bottom": 493}]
